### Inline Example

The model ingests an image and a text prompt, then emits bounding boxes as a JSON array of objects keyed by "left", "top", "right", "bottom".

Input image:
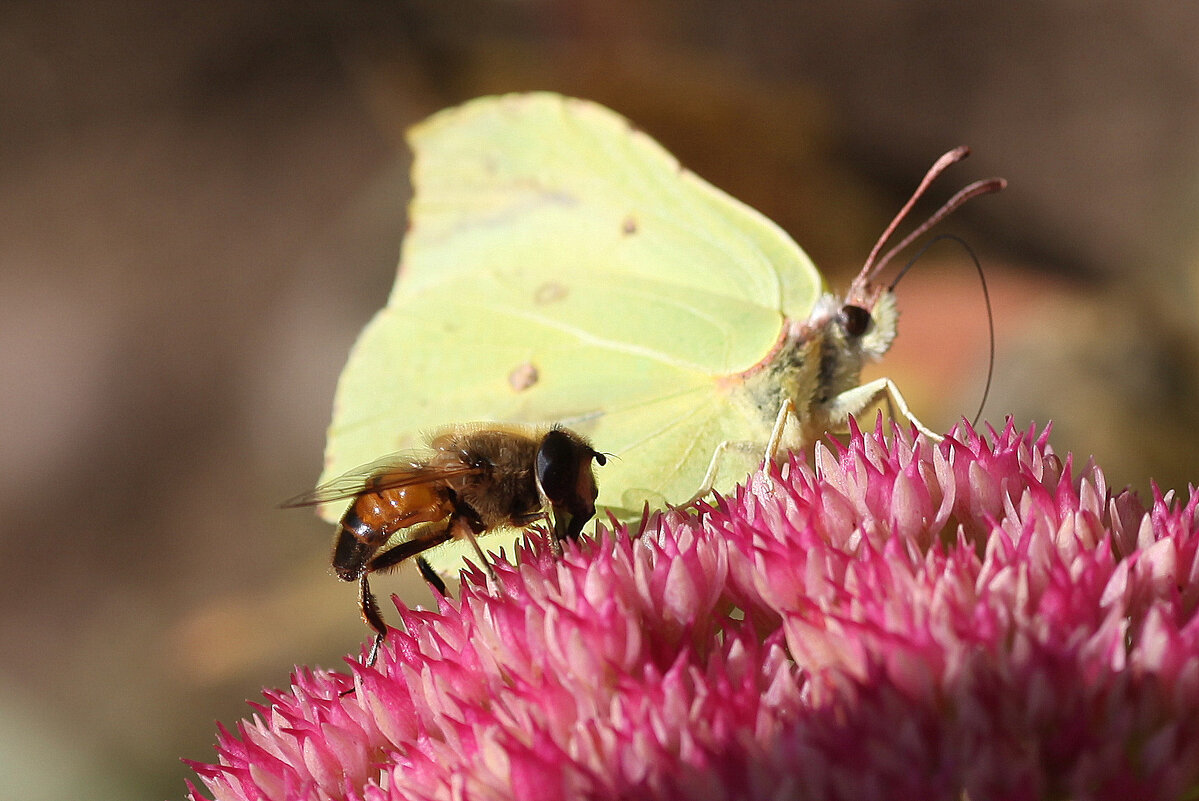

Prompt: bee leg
[
  {"left": 447, "top": 505, "right": 500, "bottom": 589},
  {"left": 366, "top": 527, "right": 454, "bottom": 573},
  {"left": 353, "top": 528, "right": 454, "bottom": 667},
  {"left": 545, "top": 512, "right": 565, "bottom": 557},
  {"left": 358, "top": 573, "right": 387, "bottom": 669},
  {"left": 416, "top": 556, "right": 448, "bottom": 597}
]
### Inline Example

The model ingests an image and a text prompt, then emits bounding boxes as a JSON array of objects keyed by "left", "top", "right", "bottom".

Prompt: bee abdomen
[
  {"left": 332, "top": 526, "right": 373, "bottom": 581},
  {"left": 332, "top": 502, "right": 385, "bottom": 581},
  {"left": 341, "top": 502, "right": 385, "bottom": 543}
]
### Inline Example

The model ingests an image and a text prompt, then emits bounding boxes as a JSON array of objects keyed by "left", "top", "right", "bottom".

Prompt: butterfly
[{"left": 313, "top": 92, "right": 1004, "bottom": 578}]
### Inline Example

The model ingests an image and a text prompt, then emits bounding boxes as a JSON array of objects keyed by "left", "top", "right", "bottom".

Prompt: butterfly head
[
  {"left": 796, "top": 286, "right": 899, "bottom": 410},
  {"left": 791, "top": 149, "right": 1006, "bottom": 416},
  {"left": 839, "top": 268, "right": 897, "bottom": 357},
  {"left": 839, "top": 287, "right": 898, "bottom": 361},
  {"left": 824, "top": 149, "right": 1006, "bottom": 375}
]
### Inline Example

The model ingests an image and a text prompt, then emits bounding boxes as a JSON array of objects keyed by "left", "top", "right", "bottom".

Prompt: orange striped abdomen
[{"left": 332, "top": 483, "right": 453, "bottom": 580}]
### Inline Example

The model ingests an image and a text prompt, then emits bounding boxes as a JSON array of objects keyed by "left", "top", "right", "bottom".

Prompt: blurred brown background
[{"left": 2, "top": 2, "right": 1198, "bottom": 797}]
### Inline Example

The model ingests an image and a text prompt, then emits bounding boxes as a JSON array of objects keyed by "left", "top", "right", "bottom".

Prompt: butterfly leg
[
  {"left": 683, "top": 438, "right": 775, "bottom": 508},
  {"left": 682, "top": 398, "right": 805, "bottom": 508},
  {"left": 827, "top": 377, "right": 941, "bottom": 440},
  {"left": 763, "top": 397, "right": 798, "bottom": 464}
]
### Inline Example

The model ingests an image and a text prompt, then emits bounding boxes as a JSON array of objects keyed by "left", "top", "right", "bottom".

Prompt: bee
[{"left": 284, "top": 424, "right": 606, "bottom": 666}]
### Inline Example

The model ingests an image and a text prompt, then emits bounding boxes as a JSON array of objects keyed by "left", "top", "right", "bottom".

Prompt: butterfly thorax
[
  {"left": 814, "top": 289, "right": 897, "bottom": 392},
  {"left": 733, "top": 289, "right": 900, "bottom": 451}
]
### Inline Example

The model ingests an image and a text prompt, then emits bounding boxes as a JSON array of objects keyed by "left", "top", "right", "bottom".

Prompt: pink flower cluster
[{"left": 187, "top": 421, "right": 1199, "bottom": 800}]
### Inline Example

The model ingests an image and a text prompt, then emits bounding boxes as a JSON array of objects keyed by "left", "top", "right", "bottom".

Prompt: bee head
[{"left": 535, "top": 427, "right": 606, "bottom": 541}]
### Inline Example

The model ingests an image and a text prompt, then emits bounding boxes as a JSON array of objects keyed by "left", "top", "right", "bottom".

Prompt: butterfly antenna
[
  {"left": 856, "top": 146, "right": 1006, "bottom": 285},
  {"left": 857, "top": 146, "right": 970, "bottom": 283},
  {"left": 889, "top": 234, "right": 996, "bottom": 429},
  {"left": 872, "top": 178, "right": 1007, "bottom": 278}
]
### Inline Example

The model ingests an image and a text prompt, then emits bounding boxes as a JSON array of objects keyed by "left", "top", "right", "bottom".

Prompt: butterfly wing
[{"left": 321, "top": 93, "right": 823, "bottom": 524}]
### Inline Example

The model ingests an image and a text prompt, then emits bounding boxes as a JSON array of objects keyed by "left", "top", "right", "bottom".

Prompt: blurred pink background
[{"left": 2, "top": 3, "right": 1197, "bottom": 797}]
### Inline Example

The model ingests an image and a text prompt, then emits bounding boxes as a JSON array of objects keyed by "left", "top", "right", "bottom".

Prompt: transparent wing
[{"left": 281, "top": 452, "right": 481, "bottom": 508}]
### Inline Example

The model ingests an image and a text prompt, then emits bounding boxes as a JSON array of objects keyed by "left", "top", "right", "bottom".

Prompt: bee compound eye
[
  {"left": 839, "top": 304, "right": 872, "bottom": 338},
  {"left": 535, "top": 429, "right": 580, "bottom": 505}
]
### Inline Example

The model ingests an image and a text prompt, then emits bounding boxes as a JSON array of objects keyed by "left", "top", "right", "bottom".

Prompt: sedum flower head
[{"left": 187, "top": 420, "right": 1199, "bottom": 800}]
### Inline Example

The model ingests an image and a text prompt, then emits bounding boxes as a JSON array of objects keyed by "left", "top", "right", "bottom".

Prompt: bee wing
[{"left": 280, "top": 451, "right": 482, "bottom": 508}]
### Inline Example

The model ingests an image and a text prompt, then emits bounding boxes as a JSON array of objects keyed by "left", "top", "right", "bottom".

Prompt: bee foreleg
[
  {"left": 541, "top": 511, "right": 565, "bottom": 557},
  {"left": 826, "top": 377, "right": 941, "bottom": 440}
]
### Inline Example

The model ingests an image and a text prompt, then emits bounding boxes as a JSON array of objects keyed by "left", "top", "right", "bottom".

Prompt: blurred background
[{"left": 2, "top": 1, "right": 1198, "bottom": 797}]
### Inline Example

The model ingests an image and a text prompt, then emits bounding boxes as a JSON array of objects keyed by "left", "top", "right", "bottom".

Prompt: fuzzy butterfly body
[{"left": 316, "top": 92, "right": 1004, "bottom": 579}]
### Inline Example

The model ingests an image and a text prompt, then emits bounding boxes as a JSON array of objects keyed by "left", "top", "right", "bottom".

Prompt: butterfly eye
[{"left": 838, "top": 304, "right": 872, "bottom": 338}]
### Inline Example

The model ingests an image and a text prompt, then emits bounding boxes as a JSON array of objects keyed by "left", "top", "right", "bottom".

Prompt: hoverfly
[{"left": 285, "top": 424, "right": 606, "bottom": 666}]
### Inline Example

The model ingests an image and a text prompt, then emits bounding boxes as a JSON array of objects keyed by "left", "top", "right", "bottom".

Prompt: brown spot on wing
[
  {"left": 508, "top": 361, "right": 539, "bottom": 392},
  {"left": 534, "top": 282, "right": 568, "bottom": 304}
]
